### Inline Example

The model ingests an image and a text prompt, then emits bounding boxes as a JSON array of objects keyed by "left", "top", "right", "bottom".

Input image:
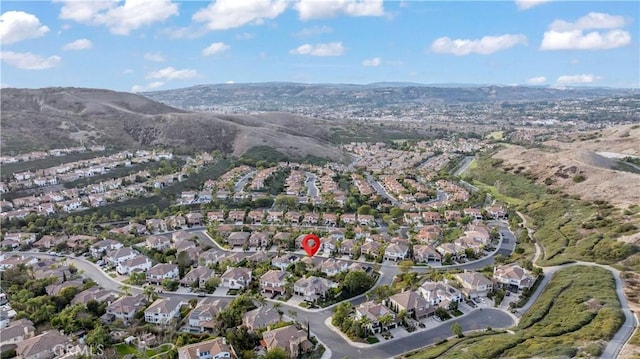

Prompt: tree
[
  {"left": 343, "top": 271, "right": 374, "bottom": 296},
  {"left": 378, "top": 313, "right": 394, "bottom": 332},
  {"left": 204, "top": 277, "right": 221, "bottom": 293},
  {"left": 449, "top": 300, "right": 458, "bottom": 311},
  {"left": 162, "top": 278, "right": 179, "bottom": 291},
  {"left": 398, "top": 260, "right": 414, "bottom": 274},
  {"left": 120, "top": 285, "right": 132, "bottom": 296},
  {"left": 451, "top": 322, "right": 463, "bottom": 338},
  {"left": 435, "top": 306, "right": 448, "bottom": 320},
  {"left": 262, "top": 347, "right": 288, "bottom": 359},
  {"left": 86, "top": 324, "right": 110, "bottom": 346},
  {"left": 369, "top": 285, "right": 395, "bottom": 303},
  {"left": 357, "top": 205, "right": 372, "bottom": 215},
  {"left": 143, "top": 285, "right": 157, "bottom": 302}
]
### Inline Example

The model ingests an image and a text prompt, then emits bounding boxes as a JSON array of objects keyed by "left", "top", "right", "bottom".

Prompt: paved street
[{"left": 234, "top": 170, "right": 255, "bottom": 193}]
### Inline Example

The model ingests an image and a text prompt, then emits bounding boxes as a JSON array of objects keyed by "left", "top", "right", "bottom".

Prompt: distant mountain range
[
  {"left": 0, "top": 87, "right": 345, "bottom": 161},
  {"left": 143, "top": 82, "right": 638, "bottom": 111}
]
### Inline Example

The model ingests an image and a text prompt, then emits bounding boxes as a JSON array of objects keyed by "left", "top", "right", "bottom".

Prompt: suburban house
[
  {"left": 360, "top": 240, "right": 381, "bottom": 258},
  {"left": 72, "top": 287, "right": 117, "bottom": 306},
  {"left": 207, "top": 211, "right": 225, "bottom": 223},
  {"left": 15, "top": 330, "right": 69, "bottom": 359},
  {"left": 262, "top": 325, "right": 313, "bottom": 359},
  {"left": 384, "top": 242, "right": 409, "bottom": 261},
  {"left": 185, "top": 213, "right": 204, "bottom": 226},
  {"left": 418, "top": 281, "right": 463, "bottom": 306},
  {"left": 386, "top": 290, "right": 432, "bottom": 319},
  {"left": 181, "top": 267, "right": 216, "bottom": 288},
  {"left": 355, "top": 301, "right": 398, "bottom": 334},
  {"left": 146, "top": 218, "right": 168, "bottom": 233},
  {"left": 293, "top": 276, "right": 338, "bottom": 303},
  {"left": 187, "top": 298, "right": 229, "bottom": 333},
  {"left": 227, "top": 232, "right": 251, "bottom": 247},
  {"left": 339, "top": 239, "right": 355, "bottom": 257},
  {"left": 413, "top": 245, "right": 442, "bottom": 263},
  {"left": 146, "top": 235, "right": 172, "bottom": 251},
  {"left": 242, "top": 306, "right": 281, "bottom": 331},
  {"left": 107, "top": 247, "right": 137, "bottom": 266},
  {"left": 147, "top": 263, "right": 179, "bottom": 284},
  {"left": 178, "top": 337, "right": 236, "bottom": 359},
  {"left": 249, "top": 232, "right": 270, "bottom": 248},
  {"left": 105, "top": 294, "right": 147, "bottom": 324},
  {"left": 90, "top": 239, "right": 123, "bottom": 258},
  {"left": 144, "top": 298, "right": 185, "bottom": 325},
  {"left": 117, "top": 254, "right": 152, "bottom": 275},
  {"left": 220, "top": 267, "right": 252, "bottom": 290},
  {"left": 272, "top": 255, "right": 298, "bottom": 270},
  {"left": 0, "top": 318, "right": 35, "bottom": 345},
  {"left": 455, "top": 271, "right": 494, "bottom": 299},
  {"left": 227, "top": 210, "right": 245, "bottom": 223},
  {"left": 493, "top": 264, "right": 536, "bottom": 290},
  {"left": 260, "top": 270, "right": 289, "bottom": 296},
  {"left": 319, "top": 258, "right": 349, "bottom": 277}
]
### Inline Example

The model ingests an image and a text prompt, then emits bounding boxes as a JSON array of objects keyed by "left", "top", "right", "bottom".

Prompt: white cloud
[
  {"left": 146, "top": 66, "right": 198, "bottom": 80},
  {"left": 293, "top": 25, "right": 333, "bottom": 37},
  {"left": 0, "top": 11, "right": 50, "bottom": 44},
  {"left": 430, "top": 34, "right": 527, "bottom": 55},
  {"left": 226, "top": 80, "right": 235, "bottom": 84},
  {"left": 515, "top": 0, "right": 552, "bottom": 10},
  {"left": 193, "top": 0, "right": 286, "bottom": 31},
  {"left": 123, "top": 68, "right": 134, "bottom": 74},
  {"left": 63, "top": 38, "right": 92, "bottom": 50},
  {"left": 549, "top": 12, "right": 627, "bottom": 31},
  {"left": 57, "top": 0, "right": 178, "bottom": 35},
  {"left": 144, "top": 52, "right": 166, "bottom": 62},
  {"left": 540, "top": 12, "right": 631, "bottom": 51},
  {"left": 289, "top": 42, "right": 345, "bottom": 56},
  {"left": 362, "top": 57, "right": 381, "bottom": 67},
  {"left": 0, "top": 51, "right": 61, "bottom": 70},
  {"left": 202, "top": 42, "right": 230, "bottom": 56},
  {"left": 540, "top": 29, "right": 630, "bottom": 50},
  {"left": 235, "top": 32, "right": 254, "bottom": 40},
  {"left": 294, "top": 0, "right": 384, "bottom": 20},
  {"left": 527, "top": 76, "right": 547, "bottom": 84},
  {"left": 556, "top": 74, "right": 600, "bottom": 85},
  {"left": 131, "top": 81, "right": 164, "bottom": 93}
]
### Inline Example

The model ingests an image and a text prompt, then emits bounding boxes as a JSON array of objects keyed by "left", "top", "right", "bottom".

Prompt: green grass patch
[
  {"left": 471, "top": 180, "right": 525, "bottom": 206},
  {"left": 114, "top": 344, "right": 138, "bottom": 356}
]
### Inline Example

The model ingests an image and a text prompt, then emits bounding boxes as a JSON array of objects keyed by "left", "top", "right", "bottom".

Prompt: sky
[{"left": 1, "top": 0, "right": 638, "bottom": 92}]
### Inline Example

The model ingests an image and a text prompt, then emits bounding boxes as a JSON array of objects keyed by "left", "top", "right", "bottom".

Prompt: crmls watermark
[{"left": 53, "top": 344, "right": 108, "bottom": 357}]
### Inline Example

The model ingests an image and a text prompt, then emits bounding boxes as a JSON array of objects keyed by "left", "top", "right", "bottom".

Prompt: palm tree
[
  {"left": 359, "top": 316, "right": 372, "bottom": 337},
  {"left": 143, "top": 285, "right": 156, "bottom": 302},
  {"left": 378, "top": 313, "right": 394, "bottom": 333},
  {"left": 120, "top": 285, "right": 132, "bottom": 296}
]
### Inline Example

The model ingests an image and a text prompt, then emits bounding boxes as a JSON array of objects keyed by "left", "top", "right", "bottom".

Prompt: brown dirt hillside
[{"left": 493, "top": 124, "right": 640, "bottom": 209}]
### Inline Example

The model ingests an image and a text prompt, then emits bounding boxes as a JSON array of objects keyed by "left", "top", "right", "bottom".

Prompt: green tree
[
  {"left": 262, "top": 347, "right": 288, "bottom": 359},
  {"left": 451, "top": 322, "right": 463, "bottom": 338},
  {"left": 342, "top": 271, "right": 375, "bottom": 296},
  {"left": 204, "top": 277, "right": 221, "bottom": 293},
  {"left": 86, "top": 324, "right": 110, "bottom": 346}
]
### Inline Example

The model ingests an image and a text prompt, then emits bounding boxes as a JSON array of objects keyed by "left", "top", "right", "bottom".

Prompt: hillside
[
  {"left": 0, "top": 87, "right": 345, "bottom": 161},
  {"left": 144, "top": 82, "right": 638, "bottom": 111},
  {"left": 492, "top": 124, "right": 640, "bottom": 209}
]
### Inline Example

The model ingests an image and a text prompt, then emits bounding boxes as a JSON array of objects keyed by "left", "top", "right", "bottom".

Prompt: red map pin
[{"left": 302, "top": 233, "right": 321, "bottom": 257}]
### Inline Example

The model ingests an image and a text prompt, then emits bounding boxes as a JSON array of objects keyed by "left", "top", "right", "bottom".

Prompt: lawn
[
  {"left": 471, "top": 180, "right": 524, "bottom": 206},
  {"left": 419, "top": 266, "right": 624, "bottom": 359},
  {"left": 114, "top": 344, "right": 138, "bottom": 356}
]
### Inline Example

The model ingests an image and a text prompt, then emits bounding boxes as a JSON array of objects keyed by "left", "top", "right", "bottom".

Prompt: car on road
[
  {"left": 197, "top": 293, "right": 206, "bottom": 297},
  {"left": 480, "top": 298, "right": 486, "bottom": 303},
  {"left": 473, "top": 297, "right": 481, "bottom": 303},
  {"left": 505, "top": 291, "right": 511, "bottom": 297}
]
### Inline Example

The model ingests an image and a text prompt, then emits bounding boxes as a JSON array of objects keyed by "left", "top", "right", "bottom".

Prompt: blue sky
[{"left": 1, "top": 0, "right": 638, "bottom": 92}]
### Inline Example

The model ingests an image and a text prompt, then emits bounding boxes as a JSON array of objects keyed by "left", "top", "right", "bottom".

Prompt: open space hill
[{"left": 0, "top": 87, "right": 345, "bottom": 162}]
